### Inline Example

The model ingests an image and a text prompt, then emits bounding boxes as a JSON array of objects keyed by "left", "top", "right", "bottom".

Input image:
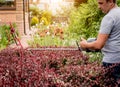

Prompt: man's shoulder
[
  {"left": 104, "top": 7, "right": 120, "bottom": 20},
  {"left": 109, "top": 7, "right": 120, "bottom": 15}
]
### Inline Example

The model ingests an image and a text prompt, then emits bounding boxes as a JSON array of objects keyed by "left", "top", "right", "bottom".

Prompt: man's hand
[{"left": 80, "top": 38, "right": 88, "bottom": 50}]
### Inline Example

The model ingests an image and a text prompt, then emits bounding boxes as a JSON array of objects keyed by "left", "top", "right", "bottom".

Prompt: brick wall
[{"left": 0, "top": 0, "right": 29, "bottom": 36}]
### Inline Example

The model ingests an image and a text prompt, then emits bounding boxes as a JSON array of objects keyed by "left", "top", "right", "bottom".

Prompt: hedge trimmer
[{"left": 76, "top": 38, "right": 100, "bottom": 52}]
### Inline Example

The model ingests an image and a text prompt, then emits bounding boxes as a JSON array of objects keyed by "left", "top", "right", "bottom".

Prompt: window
[{"left": 0, "top": 0, "right": 16, "bottom": 10}]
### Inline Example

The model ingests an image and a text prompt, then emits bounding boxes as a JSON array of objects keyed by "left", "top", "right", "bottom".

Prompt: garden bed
[{"left": 0, "top": 47, "right": 117, "bottom": 86}]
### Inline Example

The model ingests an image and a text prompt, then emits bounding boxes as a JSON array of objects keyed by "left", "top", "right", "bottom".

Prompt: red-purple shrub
[{"left": 0, "top": 47, "right": 117, "bottom": 86}]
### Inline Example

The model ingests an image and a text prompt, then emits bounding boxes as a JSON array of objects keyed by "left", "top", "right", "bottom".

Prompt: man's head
[{"left": 97, "top": 0, "right": 117, "bottom": 14}]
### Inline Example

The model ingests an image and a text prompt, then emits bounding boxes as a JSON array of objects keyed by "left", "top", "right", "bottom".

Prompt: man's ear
[
  {"left": 109, "top": 0, "right": 113, "bottom": 3},
  {"left": 109, "top": 0, "right": 114, "bottom": 5}
]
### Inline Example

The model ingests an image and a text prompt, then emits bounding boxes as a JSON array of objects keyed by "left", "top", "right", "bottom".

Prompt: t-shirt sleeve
[{"left": 99, "top": 15, "right": 114, "bottom": 34}]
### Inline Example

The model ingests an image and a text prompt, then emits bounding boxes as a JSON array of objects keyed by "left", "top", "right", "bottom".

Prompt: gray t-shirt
[{"left": 99, "top": 7, "right": 120, "bottom": 63}]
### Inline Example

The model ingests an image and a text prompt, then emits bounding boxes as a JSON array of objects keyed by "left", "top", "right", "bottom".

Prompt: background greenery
[
  {"left": 29, "top": 0, "right": 120, "bottom": 46},
  {"left": 30, "top": 5, "right": 52, "bottom": 26},
  {"left": 0, "top": 23, "right": 18, "bottom": 50},
  {"left": 28, "top": 0, "right": 120, "bottom": 62},
  {"left": 69, "top": 0, "right": 104, "bottom": 39},
  {"left": 0, "top": 0, "right": 120, "bottom": 52},
  {"left": 69, "top": 0, "right": 120, "bottom": 39}
]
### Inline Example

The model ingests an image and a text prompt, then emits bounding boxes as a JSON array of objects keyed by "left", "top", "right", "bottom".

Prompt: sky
[{"left": 33, "top": 0, "right": 73, "bottom": 15}]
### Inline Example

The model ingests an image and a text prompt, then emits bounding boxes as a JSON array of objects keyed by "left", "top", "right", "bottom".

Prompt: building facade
[{"left": 0, "top": 0, "right": 30, "bottom": 35}]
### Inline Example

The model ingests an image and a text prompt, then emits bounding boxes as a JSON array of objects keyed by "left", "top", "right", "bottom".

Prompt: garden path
[
  {"left": 9, "top": 35, "right": 33, "bottom": 48},
  {"left": 9, "top": 27, "right": 37, "bottom": 48},
  {"left": 20, "top": 35, "right": 33, "bottom": 48}
]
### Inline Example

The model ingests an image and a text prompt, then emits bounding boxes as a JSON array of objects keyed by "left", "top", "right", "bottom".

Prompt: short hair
[{"left": 106, "top": 0, "right": 116, "bottom": 3}]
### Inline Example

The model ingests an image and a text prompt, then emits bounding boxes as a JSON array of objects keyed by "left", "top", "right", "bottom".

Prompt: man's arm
[{"left": 80, "top": 33, "right": 109, "bottom": 50}]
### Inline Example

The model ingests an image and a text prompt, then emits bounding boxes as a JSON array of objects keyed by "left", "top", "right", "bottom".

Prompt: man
[{"left": 80, "top": 0, "right": 120, "bottom": 85}]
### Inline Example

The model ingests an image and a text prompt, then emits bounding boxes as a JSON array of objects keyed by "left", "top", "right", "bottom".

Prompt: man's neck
[
  {"left": 111, "top": 4, "right": 118, "bottom": 9},
  {"left": 108, "top": 4, "right": 118, "bottom": 13}
]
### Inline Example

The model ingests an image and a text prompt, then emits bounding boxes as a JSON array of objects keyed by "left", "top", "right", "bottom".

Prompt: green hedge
[{"left": 69, "top": 0, "right": 104, "bottom": 39}]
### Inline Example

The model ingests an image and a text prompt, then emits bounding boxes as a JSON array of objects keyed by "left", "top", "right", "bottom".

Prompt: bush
[
  {"left": 69, "top": 0, "right": 104, "bottom": 38},
  {"left": 40, "top": 10, "right": 52, "bottom": 25},
  {"left": 0, "top": 23, "right": 18, "bottom": 50},
  {"left": 0, "top": 47, "right": 117, "bottom": 86},
  {"left": 31, "top": 16, "right": 39, "bottom": 26},
  {"left": 30, "top": 5, "right": 52, "bottom": 26}
]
